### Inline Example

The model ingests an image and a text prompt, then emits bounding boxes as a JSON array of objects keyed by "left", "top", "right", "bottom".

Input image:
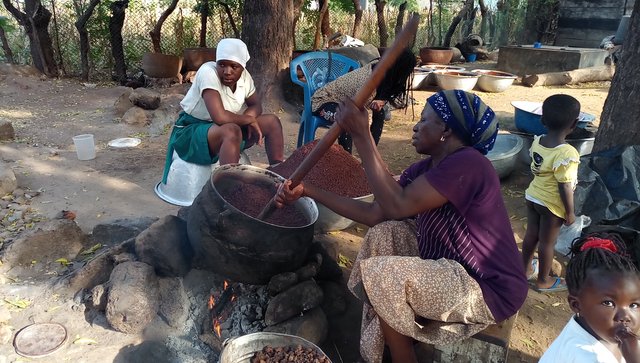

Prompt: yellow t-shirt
[{"left": 525, "top": 136, "right": 580, "bottom": 219}]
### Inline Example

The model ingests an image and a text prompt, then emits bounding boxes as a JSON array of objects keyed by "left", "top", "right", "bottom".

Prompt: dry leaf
[
  {"left": 55, "top": 258, "right": 71, "bottom": 266},
  {"left": 73, "top": 336, "right": 98, "bottom": 345}
]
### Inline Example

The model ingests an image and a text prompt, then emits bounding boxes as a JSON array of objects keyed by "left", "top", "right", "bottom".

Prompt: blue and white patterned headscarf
[{"left": 427, "top": 90, "right": 498, "bottom": 155}]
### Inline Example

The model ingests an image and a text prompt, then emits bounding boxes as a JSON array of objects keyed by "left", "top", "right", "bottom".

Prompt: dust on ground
[{"left": 0, "top": 61, "right": 610, "bottom": 362}]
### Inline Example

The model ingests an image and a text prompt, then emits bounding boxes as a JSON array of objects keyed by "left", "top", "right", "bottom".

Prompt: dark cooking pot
[{"left": 187, "top": 164, "right": 318, "bottom": 284}]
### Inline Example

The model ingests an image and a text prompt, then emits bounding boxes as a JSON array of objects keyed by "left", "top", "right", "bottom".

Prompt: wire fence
[{"left": 1, "top": 1, "right": 528, "bottom": 81}]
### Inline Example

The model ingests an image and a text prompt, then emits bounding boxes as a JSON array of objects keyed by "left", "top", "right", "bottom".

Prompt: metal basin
[
  {"left": 187, "top": 165, "right": 318, "bottom": 284},
  {"left": 485, "top": 133, "right": 524, "bottom": 179},
  {"left": 434, "top": 70, "right": 480, "bottom": 91},
  {"left": 316, "top": 193, "right": 374, "bottom": 233},
  {"left": 472, "top": 69, "right": 517, "bottom": 92},
  {"left": 220, "top": 332, "right": 331, "bottom": 363},
  {"left": 411, "top": 68, "right": 431, "bottom": 90},
  {"left": 420, "top": 64, "right": 465, "bottom": 86},
  {"left": 511, "top": 130, "right": 595, "bottom": 166}
]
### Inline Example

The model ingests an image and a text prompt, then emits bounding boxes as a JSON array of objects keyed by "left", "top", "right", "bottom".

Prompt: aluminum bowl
[
  {"left": 155, "top": 150, "right": 250, "bottom": 206},
  {"left": 512, "top": 130, "right": 595, "bottom": 166},
  {"left": 220, "top": 332, "right": 331, "bottom": 363},
  {"left": 421, "top": 64, "right": 465, "bottom": 86},
  {"left": 411, "top": 68, "right": 431, "bottom": 90},
  {"left": 434, "top": 70, "right": 480, "bottom": 91},
  {"left": 485, "top": 133, "right": 524, "bottom": 179},
  {"left": 316, "top": 193, "right": 374, "bottom": 233},
  {"left": 472, "top": 69, "right": 517, "bottom": 92}
]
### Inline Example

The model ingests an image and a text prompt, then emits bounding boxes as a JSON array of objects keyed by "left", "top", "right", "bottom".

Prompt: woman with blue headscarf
[{"left": 276, "top": 90, "right": 527, "bottom": 363}]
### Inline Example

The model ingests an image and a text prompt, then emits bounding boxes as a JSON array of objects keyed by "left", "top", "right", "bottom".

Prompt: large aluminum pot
[
  {"left": 219, "top": 332, "right": 331, "bottom": 363},
  {"left": 187, "top": 165, "right": 318, "bottom": 284}
]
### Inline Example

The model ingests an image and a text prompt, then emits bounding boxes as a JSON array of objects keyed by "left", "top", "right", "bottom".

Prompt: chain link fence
[{"left": 1, "top": 1, "right": 528, "bottom": 81}]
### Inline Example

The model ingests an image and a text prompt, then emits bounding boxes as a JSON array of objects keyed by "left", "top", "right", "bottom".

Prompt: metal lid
[{"left": 14, "top": 322, "right": 68, "bottom": 358}]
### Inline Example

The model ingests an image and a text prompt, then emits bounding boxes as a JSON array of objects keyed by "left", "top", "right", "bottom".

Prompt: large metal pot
[
  {"left": 187, "top": 165, "right": 318, "bottom": 284},
  {"left": 219, "top": 332, "right": 331, "bottom": 363}
]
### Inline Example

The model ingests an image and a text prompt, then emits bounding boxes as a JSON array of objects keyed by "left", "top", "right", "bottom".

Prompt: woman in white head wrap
[{"left": 162, "top": 38, "right": 284, "bottom": 184}]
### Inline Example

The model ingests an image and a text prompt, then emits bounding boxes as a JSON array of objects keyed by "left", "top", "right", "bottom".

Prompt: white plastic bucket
[{"left": 72, "top": 134, "right": 96, "bottom": 160}]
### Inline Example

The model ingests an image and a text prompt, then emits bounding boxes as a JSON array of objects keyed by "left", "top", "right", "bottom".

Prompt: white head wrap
[{"left": 216, "top": 38, "right": 250, "bottom": 68}]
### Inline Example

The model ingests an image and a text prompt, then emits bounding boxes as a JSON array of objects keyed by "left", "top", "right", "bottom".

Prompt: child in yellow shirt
[{"left": 522, "top": 94, "right": 581, "bottom": 292}]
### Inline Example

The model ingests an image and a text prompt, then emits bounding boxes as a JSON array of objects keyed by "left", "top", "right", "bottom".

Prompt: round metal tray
[{"left": 14, "top": 322, "right": 68, "bottom": 358}]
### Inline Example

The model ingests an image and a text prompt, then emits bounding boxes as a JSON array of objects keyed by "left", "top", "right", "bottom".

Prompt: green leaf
[
  {"left": 81, "top": 243, "right": 103, "bottom": 255},
  {"left": 55, "top": 258, "right": 71, "bottom": 266},
  {"left": 4, "top": 298, "right": 31, "bottom": 309}
]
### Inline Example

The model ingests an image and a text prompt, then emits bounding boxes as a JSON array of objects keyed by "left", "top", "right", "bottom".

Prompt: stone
[
  {"left": 0, "top": 120, "right": 14, "bottom": 141},
  {"left": 0, "top": 165, "right": 17, "bottom": 196},
  {"left": 106, "top": 261, "right": 159, "bottom": 334},
  {"left": 90, "top": 284, "right": 108, "bottom": 311},
  {"left": 267, "top": 272, "right": 298, "bottom": 296},
  {"left": 1, "top": 219, "right": 86, "bottom": 267},
  {"left": 113, "top": 340, "right": 175, "bottom": 363},
  {"left": 135, "top": 215, "right": 193, "bottom": 277},
  {"left": 148, "top": 94, "right": 183, "bottom": 136},
  {"left": 309, "top": 242, "right": 343, "bottom": 281},
  {"left": 92, "top": 217, "right": 158, "bottom": 246},
  {"left": 129, "top": 88, "right": 161, "bottom": 110},
  {"left": 318, "top": 281, "right": 348, "bottom": 317},
  {"left": 157, "top": 277, "right": 188, "bottom": 329},
  {"left": 122, "top": 106, "right": 151, "bottom": 127},
  {"left": 264, "top": 280, "right": 324, "bottom": 326},
  {"left": 176, "top": 206, "right": 190, "bottom": 222},
  {"left": 263, "top": 307, "right": 328, "bottom": 346},
  {"left": 114, "top": 88, "right": 134, "bottom": 117},
  {"left": 295, "top": 262, "right": 318, "bottom": 282}
]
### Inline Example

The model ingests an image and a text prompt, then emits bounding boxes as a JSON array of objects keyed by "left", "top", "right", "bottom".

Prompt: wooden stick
[{"left": 257, "top": 14, "right": 420, "bottom": 221}]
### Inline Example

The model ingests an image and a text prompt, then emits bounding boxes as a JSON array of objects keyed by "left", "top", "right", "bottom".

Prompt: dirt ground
[{"left": 0, "top": 61, "right": 611, "bottom": 362}]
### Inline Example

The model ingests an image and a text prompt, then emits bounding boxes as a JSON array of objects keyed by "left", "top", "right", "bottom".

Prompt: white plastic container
[{"left": 72, "top": 134, "right": 96, "bottom": 160}]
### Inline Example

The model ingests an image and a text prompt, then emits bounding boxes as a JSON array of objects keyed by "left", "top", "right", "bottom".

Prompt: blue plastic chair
[{"left": 290, "top": 51, "right": 360, "bottom": 147}]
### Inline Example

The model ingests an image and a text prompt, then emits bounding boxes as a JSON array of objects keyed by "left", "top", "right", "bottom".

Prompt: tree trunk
[
  {"left": 375, "top": 0, "right": 388, "bottom": 47},
  {"left": 313, "top": 0, "right": 329, "bottom": 49},
  {"left": 443, "top": 0, "right": 474, "bottom": 47},
  {"left": 75, "top": 0, "right": 101, "bottom": 81},
  {"left": 522, "top": 66, "right": 615, "bottom": 87},
  {"left": 320, "top": 0, "right": 331, "bottom": 39},
  {"left": 150, "top": 0, "right": 179, "bottom": 53},
  {"left": 0, "top": 25, "right": 14, "bottom": 63},
  {"left": 352, "top": 0, "right": 363, "bottom": 38},
  {"left": 478, "top": 0, "right": 488, "bottom": 40},
  {"left": 199, "top": 0, "right": 209, "bottom": 47},
  {"left": 593, "top": 0, "right": 640, "bottom": 152},
  {"left": 241, "top": 0, "right": 294, "bottom": 106},
  {"left": 109, "top": 0, "right": 128, "bottom": 83},
  {"left": 292, "top": 0, "right": 304, "bottom": 49},
  {"left": 394, "top": 2, "right": 407, "bottom": 38},
  {"left": 219, "top": 1, "right": 239, "bottom": 38},
  {"left": 3, "top": 0, "right": 58, "bottom": 76}
]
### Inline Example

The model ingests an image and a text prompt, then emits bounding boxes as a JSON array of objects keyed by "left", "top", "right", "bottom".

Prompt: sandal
[
  {"left": 533, "top": 277, "right": 568, "bottom": 293},
  {"left": 527, "top": 258, "right": 539, "bottom": 281}
]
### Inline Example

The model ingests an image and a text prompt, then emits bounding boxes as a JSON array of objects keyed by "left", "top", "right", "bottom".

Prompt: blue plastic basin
[{"left": 512, "top": 101, "right": 596, "bottom": 135}]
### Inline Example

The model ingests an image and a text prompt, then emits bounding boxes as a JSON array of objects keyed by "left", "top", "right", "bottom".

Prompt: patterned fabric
[
  {"left": 310, "top": 62, "right": 376, "bottom": 112},
  {"left": 348, "top": 220, "right": 496, "bottom": 363},
  {"left": 426, "top": 90, "right": 498, "bottom": 155}
]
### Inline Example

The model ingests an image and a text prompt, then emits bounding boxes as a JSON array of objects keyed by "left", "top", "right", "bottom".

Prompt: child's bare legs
[
  {"left": 256, "top": 114, "right": 284, "bottom": 165},
  {"left": 522, "top": 201, "right": 540, "bottom": 277},
  {"left": 206, "top": 123, "right": 242, "bottom": 164},
  {"left": 532, "top": 202, "right": 564, "bottom": 289},
  {"left": 379, "top": 318, "right": 417, "bottom": 363}
]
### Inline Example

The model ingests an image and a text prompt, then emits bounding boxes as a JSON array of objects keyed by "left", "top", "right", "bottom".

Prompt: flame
[
  {"left": 223, "top": 280, "right": 229, "bottom": 290},
  {"left": 213, "top": 319, "right": 221, "bottom": 337},
  {"left": 208, "top": 295, "right": 215, "bottom": 310},
  {"left": 231, "top": 295, "right": 236, "bottom": 302}
]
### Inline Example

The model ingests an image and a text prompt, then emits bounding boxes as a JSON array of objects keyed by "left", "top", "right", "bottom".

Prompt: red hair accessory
[{"left": 580, "top": 237, "right": 618, "bottom": 253}]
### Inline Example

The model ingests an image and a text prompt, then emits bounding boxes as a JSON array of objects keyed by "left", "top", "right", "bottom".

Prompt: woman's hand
[
  {"left": 275, "top": 180, "right": 304, "bottom": 208},
  {"left": 246, "top": 121, "right": 263, "bottom": 146},
  {"left": 369, "top": 100, "right": 386, "bottom": 112},
  {"left": 335, "top": 98, "right": 369, "bottom": 139}
]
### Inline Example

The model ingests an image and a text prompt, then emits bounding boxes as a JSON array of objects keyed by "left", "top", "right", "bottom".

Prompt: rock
[
  {"left": 267, "top": 272, "right": 298, "bottom": 296},
  {"left": 90, "top": 284, "right": 108, "bottom": 311},
  {"left": 114, "top": 88, "right": 134, "bottom": 117},
  {"left": 135, "top": 215, "right": 193, "bottom": 277},
  {"left": 264, "top": 280, "right": 324, "bottom": 326},
  {"left": 318, "top": 281, "right": 348, "bottom": 317},
  {"left": 122, "top": 106, "right": 151, "bottom": 127},
  {"left": 149, "top": 94, "right": 183, "bottom": 136},
  {"left": 1, "top": 219, "right": 86, "bottom": 267},
  {"left": 92, "top": 217, "right": 158, "bottom": 246},
  {"left": 263, "top": 307, "right": 328, "bottom": 346},
  {"left": 0, "top": 165, "right": 17, "bottom": 196},
  {"left": 176, "top": 206, "right": 190, "bottom": 222},
  {"left": 0, "top": 120, "right": 14, "bottom": 141},
  {"left": 113, "top": 252, "right": 136, "bottom": 265},
  {"left": 157, "top": 277, "right": 188, "bottom": 329},
  {"left": 106, "top": 261, "right": 159, "bottom": 334},
  {"left": 113, "top": 340, "right": 175, "bottom": 363},
  {"left": 129, "top": 88, "right": 161, "bottom": 110},
  {"left": 309, "top": 242, "right": 343, "bottom": 281},
  {"left": 295, "top": 263, "right": 318, "bottom": 282}
]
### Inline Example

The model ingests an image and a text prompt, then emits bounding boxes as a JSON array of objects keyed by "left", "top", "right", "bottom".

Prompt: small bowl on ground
[
  {"left": 434, "top": 70, "right": 480, "bottom": 91},
  {"left": 316, "top": 193, "right": 374, "bottom": 233},
  {"left": 485, "top": 133, "right": 524, "bottom": 179},
  {"left": 473, "top": 69, "right": 517, "bottom": 92}
]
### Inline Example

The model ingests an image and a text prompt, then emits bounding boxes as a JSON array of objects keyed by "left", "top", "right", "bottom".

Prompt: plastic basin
[
  {"left": 485, "top": 133, "right": 523, "bottom": 179},
  {"left": 512, "top": 101, "right": 597, "bottom": 135}
]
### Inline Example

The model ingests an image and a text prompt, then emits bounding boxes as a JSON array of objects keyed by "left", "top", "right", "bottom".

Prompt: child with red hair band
[{"left": 540, "top": 232, "right": 640, "bottom": 362}]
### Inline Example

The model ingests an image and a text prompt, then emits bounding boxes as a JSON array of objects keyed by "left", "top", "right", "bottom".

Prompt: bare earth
[{"left": 0, "top": 62, "right": 610, "bottom": 362}]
